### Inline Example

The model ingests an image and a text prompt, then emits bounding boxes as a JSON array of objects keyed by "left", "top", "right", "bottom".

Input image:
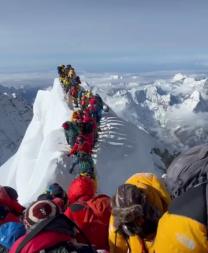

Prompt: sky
[{"left": 1, "top": 0, "right": 208, "bottom": 73}]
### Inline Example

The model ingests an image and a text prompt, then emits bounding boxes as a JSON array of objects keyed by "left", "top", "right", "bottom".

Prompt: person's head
[
  {"left": 62, "top": 121, "right": 70, "bottom": 130},
  {"left": 68, "top": 68, "right": 76, "bottom": 78},
  {"left": 46, "top": 183, "right": 67, "bottom": 205},
  {"left": 67, "top": 176, "right": 96, "bottom": 204},
  {"left": 24, "top": 200, "right": 59, "bottom": 229},
  {"left": 112, "top": 184, "right": 161, "bottom": 238},
  {"left": 4, "top": 186, "right": 18, "bottom": 201},
  {"left": 66, "top": 64, "right": 72, "bottom": 69},
  {"left": 72, "top": 111, "right": 82, "bottom": 122}
]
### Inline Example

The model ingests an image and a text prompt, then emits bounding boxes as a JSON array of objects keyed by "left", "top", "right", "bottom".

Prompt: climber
[
  {"left": 65, "top": 176, "right": 111, "bottom": 250},
  {"left": 62, "top": 121, "right": 80, "bottom": 147},
  {"left": 0, "top": 186, "right": 25, "bottom": 225},
  {"left": 10, "top": 200, "right": 96, "bottom": 253},
  {"left": 109, "top": 173, "right": 171, "bottom": 253}
]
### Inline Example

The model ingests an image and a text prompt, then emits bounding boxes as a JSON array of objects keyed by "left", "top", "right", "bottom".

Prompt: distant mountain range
[
  {"left": 86, "top": 72, "right": 208, "bottom": 151},
  {"left": 0, "top": 85, "right": 33, "bottom": 165}
]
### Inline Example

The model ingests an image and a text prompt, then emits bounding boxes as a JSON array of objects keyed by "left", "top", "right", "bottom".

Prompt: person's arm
[
  {"left": 108, "top": 215, "right": 128, "bottom": 253},
  {"left": 70, "top": 143, "right": 78, "bottom": 155}
]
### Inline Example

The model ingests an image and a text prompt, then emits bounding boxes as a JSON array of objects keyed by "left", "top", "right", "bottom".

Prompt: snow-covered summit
[{"left": 0, "top": 78, "right": 162, "bottom": 205}]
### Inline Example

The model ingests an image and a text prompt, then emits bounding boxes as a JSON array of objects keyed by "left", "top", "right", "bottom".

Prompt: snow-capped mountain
[
  {"left": 83, "top": 72, "right": 208, "bottom": 151},
  {"left": 1, "top": 72, "right": 208, "bottom": 205},
  {"left": 0, "top": 79, "right": 163, "bottom": 205},
  {"left": 0, "top": 88, "right": 32, "bottom": 165}
]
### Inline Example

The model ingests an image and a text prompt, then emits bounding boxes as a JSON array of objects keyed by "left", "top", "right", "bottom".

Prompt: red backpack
[{"left": 65, "top": 194, "right": 111, "bottom": 250}]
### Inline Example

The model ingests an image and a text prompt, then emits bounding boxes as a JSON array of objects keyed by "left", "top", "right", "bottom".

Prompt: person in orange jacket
[{"left": 109, "top": 173, "right": 171, "bottom": 253}]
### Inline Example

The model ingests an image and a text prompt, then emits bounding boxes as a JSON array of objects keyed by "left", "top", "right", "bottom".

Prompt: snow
[
  {"left": 83, "top": 72, "right": 208, "bottom": 150},
  {"left": 0, "top": 79, "right": 74, "bottom": 204},
  {"left": 0, "top": 78, "right": 162, "bottom": 205},
  {"left": 172, "top": 73, "right": 186, "bottom": 82},
  {"left": 2, "top": 71, "right": 208, "bottom": 205}
]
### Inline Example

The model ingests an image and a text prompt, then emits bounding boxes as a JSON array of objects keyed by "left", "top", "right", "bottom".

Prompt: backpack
[
  {"left": 68, "top": 195, "right": 111, "bottom": 250},
  {"left": 166, "top": 144, "right": 208, "bottom": 198},
  {"left": 69, "top": 194, "right": 111, "bottom": 249},
  {"left": 15, "top": 215, "right": 96, "bottom": 253}
]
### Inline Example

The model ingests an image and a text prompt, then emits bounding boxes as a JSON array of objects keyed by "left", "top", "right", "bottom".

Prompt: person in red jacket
[
  {"left": 82, "top": 109, "right": 97, "bottom": 142},
  {"left": 68, "top": 135, "right": 94, "bottom": 175},
  {"left": 9, "top": 200, "right": 77, "bottom": 253},
  {"left": 65, "top": 176, "right": 111, "bottom": 250},
  {"left": 70, "top": 135, "right": 92, "bottom": 156},
  {"left": 0, "top": 186, "right": 24, "bottom": 225}
]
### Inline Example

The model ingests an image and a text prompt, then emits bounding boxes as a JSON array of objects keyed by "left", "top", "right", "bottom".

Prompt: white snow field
[{"left": 0, "top": 78, "right": 162, "bottom": 205}]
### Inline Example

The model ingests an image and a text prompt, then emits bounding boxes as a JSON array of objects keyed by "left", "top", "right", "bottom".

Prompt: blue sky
[{"left": 1, "top": 0, "right": 208, "bottom": 73}]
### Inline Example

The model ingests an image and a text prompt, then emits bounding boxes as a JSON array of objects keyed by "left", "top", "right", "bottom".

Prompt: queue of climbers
[
  {"left": 59, "top": 64, "right": 104, "bottom": 179},
  {"left": 0, "top": 65, "right": 208, "bottom": 253}
]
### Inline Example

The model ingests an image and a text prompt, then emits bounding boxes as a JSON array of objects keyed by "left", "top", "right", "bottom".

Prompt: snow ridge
[{"left": 0, "top": 78, "right": 162, "bottom": 205}]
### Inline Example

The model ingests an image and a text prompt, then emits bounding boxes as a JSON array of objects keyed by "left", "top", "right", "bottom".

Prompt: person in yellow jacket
[
  {"left": 153, "top": 144, "right": 208, "bottom": 253},
  {"left": 109, "top": 173, "right": 171, "bottom": 253}
]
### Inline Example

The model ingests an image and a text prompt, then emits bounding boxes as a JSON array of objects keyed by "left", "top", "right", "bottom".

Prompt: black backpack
[
  {"left": 15, "top": 215, "right": 96, "bottom": 253},
  {"left": 165, "top": 144, "right": 208, "bottom": 198}
]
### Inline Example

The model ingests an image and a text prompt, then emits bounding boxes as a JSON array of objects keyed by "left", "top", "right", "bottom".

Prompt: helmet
[
  {"left": 47, "top": 183, "right": 67, "bottom": 205},
  {"left": 67, "top": 176, "right": 96, "bottom": 203}
]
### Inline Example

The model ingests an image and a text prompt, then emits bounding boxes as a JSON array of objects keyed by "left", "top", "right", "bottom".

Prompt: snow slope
[
  {"left": 0, "top": 90, "right": 32, "bottom": 165},
  {"left": 0, "top": 78, "right": 162, "bottom": 205}
]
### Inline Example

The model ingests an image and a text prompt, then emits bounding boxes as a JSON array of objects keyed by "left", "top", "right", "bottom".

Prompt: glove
[{"left": 69, "top": 168, "right": 74, "bottom": 174}]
